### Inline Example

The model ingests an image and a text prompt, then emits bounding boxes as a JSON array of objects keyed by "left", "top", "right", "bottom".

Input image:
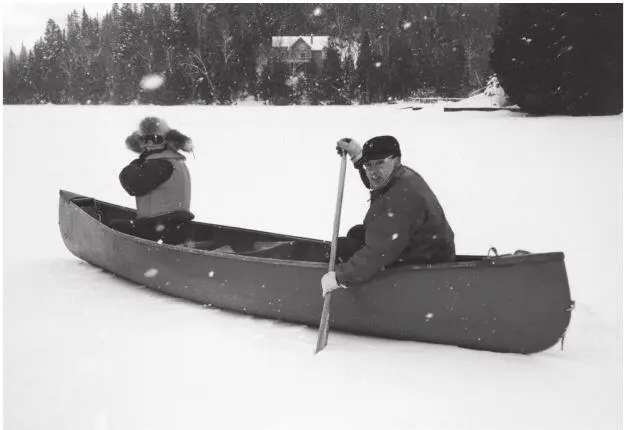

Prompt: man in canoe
[
  {"left": 114, "top": 116, "right": 194, "bottom": 244},
  {"left": 321, "top": 135, "right": 455, "bottom": 295}
]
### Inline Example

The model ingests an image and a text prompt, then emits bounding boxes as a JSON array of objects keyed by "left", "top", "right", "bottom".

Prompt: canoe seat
[
  {"left": 179, "top": 240, "right": 296, "bottom": 260},
  {"left": 189, "top": 240, "right": 296, "bottom": 259},
  {"left": 240, "top": 241, "right": 296, "bottom": 258}
]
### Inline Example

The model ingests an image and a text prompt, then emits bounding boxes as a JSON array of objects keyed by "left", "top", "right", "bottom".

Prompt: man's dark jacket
[{"left": 335, "top": 165, "right": 455, "bottom": 286}]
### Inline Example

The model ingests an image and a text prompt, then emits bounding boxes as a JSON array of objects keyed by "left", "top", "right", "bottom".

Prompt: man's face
[{"left": 363, "top": 156, "right": 397, "bottom": 190}]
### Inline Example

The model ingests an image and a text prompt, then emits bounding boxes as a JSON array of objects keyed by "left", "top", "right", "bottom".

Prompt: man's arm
[
  {"left": 335, "top": 190, "right": 426, "bottom": 286},
  {"left": 119, "top": 158, "right": 174, "bottom": 197}
]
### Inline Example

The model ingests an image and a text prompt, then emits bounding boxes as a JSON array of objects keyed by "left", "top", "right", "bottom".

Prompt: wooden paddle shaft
[{"left": 315, "top": 153, "right": 348, "bottom": 353}]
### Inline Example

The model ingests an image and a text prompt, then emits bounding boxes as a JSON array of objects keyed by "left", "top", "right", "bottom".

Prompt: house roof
[{"left": 271, "top": 36, "right": 330, "bottom": 51}]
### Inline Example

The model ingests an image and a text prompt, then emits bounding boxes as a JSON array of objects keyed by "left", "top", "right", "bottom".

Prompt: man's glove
[
  {"left": 336, "top": 138, "right": 362, "bottom": 164},
  {"left": 321, "top": 271, "right": 346, "bottom": 297}
]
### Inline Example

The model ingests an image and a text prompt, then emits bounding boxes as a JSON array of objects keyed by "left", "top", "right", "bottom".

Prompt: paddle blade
[{"left": 315, "top": 294, "right": 332, "bottom": 353}]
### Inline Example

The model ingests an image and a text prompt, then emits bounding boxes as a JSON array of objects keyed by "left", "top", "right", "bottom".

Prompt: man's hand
[
  {"left": 321, "top": 271, "right": 346, "bottom": 297},
  {"left": 336, "top": 138, "right": 362, "bottom": 163}
]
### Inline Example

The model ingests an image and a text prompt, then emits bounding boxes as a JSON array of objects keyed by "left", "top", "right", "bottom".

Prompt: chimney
[{"left": 310, "top": 34, "right": 313, "bottom": 45}]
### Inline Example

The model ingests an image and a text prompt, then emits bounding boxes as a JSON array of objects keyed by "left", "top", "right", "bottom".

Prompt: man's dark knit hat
[{"left": 358, "top": 135, "right": 401, "bottom": 165}]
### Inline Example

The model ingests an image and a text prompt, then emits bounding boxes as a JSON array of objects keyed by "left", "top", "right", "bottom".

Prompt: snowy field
[{"left": 3, "top": 104, "right": 622, "bottom": 430}]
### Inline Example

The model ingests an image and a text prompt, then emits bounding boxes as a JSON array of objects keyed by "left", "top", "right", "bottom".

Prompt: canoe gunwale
[{"left": 60, "top": 189, "right": 565, "bottom": 271}]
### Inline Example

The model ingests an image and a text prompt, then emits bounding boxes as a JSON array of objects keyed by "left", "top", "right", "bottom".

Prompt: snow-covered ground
[{"left": 3, "top": 104, "right": 622, "bottom": 430}]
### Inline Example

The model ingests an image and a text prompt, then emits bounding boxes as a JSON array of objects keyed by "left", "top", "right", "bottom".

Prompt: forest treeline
[{"left": 3, "top": 3, "right": 499, "bottom": 105}]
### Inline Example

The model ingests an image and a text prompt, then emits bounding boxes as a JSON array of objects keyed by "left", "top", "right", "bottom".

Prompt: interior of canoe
[{"left": 69, "top": 195, "right": 482, "bottom": 264}]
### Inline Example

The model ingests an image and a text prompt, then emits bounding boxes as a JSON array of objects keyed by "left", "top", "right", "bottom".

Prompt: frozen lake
[{"left": 3, "top": 104, "right": 622, "bottom": 430}]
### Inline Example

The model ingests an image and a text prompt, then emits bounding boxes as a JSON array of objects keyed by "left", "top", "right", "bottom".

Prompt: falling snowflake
[
  {"left": 402, "top": 22, "right": 412, "bottom": 30},
  {"left": 425, "top": 313, "right": 434, "bottom": 320},
  {"left": 144, "top": 268, "right": 158, "bottom": 278},
  {"left": 208, "top": 271, "right": 215, "bottom": 277},
  {"left": 388, "top": 211, "right": 394, "bottom": 217},
  {"left": 155, "top": 224, "right": 165, "bottom": 232},
  {"left": 139, "top": 73, "right": 165, "bottom": 91},
  {"left": 157, "top": 239, "right": 163, "bottom": 244},
  {"left": 392, "top": 233, "right": 399, "bottom": 240},
  {"left": 313, "top": 6, "right": 322, "bottom": 16},
  {"left": 375, "top": 62, "right": 382, "bottom": 68}
]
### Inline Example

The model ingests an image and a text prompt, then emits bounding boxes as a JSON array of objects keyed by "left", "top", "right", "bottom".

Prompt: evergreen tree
[
  {"left": 259, "top": 59, "right": 289, "bottom": 104},
  {"left": 369, "top": 54, "right": 385, "bottom": 103},
  {"left": 430, "top": 4, "right": 468, "bottom": 97},
  {"left": 29, "top": 43, "right": 46, "bottom": 103},
  {"left": 387, "top": 36, "right": 415, "bottom": 99},
  {"left": 212, "top": 4, "right": 244, "bottom": 103},
  {"left": 355, "top": 31, "right": 373, "bottom": 103},
  {"left": 171, "top": 3, "right": 200, "bottom": 102},
  {"left": 82, "top": 11, "right": 106, "bottom": 103},
  {"left": 3, "top": 50, "right": 19, "bottom": 103},
  {"left": 64, "top": 9, "right": 86, "bottom": 103},
  {"left": 320, "top": 46, "right": 346, "bottom": 104},
  {"left": 490, "top": 4, "right": 622, "bottom": 115},
  {"left": 460, "top": 4, "right": 499, "bottom": 88},
  {"left": 440, "top": 41, "right": 469, "bottom": 97},
  {"left": 342, "top": 50, "right": 356, "bottom": 101},
  {"left": 306, "top": 58, "right": 323, "bottom": 104},
  {"left": 16, "top": 45, "right": 34, "bottom": 102},
  {"left": 237, "top": 29, "right": 259, "bottom": 99},
  {"left": 41, "top": 19, "right": 67, "bottom": 103},
  {"left": 149, "top": 4, "right": 180, "bottom": 104},
  {"left": 115, "top": 4, "right": 144, "bottom": 103},
  {"left": 258, "top": 65, "right": 272, "bottom": 103},
  {"left": 100, "top": 5, "right": 121, "bottom": 102}
]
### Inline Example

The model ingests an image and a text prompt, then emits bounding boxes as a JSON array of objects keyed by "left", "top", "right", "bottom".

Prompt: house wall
[
  {"left": 289, "top": 40, "right": 312, "bottom": 64},
  {"left": 273, "top": 47, "right": 289, "bottom": 62}
]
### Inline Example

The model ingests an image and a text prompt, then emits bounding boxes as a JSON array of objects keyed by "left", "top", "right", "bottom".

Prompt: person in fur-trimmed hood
[{"left": 116, "top": 116, "right": 194, "bottom": 243}]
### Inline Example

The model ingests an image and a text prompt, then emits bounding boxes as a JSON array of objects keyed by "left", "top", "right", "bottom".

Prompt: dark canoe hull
[{"left": 58, "top": 190, "right": 573, "bottom": 354}]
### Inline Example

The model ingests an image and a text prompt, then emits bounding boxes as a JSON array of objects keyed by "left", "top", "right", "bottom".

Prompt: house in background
[
  {"left": 255, "top": 35, "right": 356, "bottom": 76},
  {"left": 270, "top": 35, "right": 331, "bottom": 72}
]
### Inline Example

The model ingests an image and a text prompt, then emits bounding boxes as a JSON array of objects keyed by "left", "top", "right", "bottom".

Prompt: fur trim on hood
[{"left": 125, "top": 117, "right": 194, "bottom": 154}]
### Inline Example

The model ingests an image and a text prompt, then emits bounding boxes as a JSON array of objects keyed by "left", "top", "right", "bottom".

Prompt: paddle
[{"left": 315, "top": 152, "right": 348, "bottom": 354}]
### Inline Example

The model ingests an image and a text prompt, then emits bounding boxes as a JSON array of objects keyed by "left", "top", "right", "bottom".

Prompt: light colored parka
[{"left": 135, "top": 149, "right": 191, "bottom": 219}]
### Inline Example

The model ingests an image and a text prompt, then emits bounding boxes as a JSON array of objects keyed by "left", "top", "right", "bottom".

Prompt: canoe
[{"left": 58, "top": 189, "right": 574, "bottom": 354}]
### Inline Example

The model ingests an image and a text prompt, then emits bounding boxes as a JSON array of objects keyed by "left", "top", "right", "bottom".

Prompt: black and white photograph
[{"left": 3, "top": 2, "right": 622, "bottom": 429}]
